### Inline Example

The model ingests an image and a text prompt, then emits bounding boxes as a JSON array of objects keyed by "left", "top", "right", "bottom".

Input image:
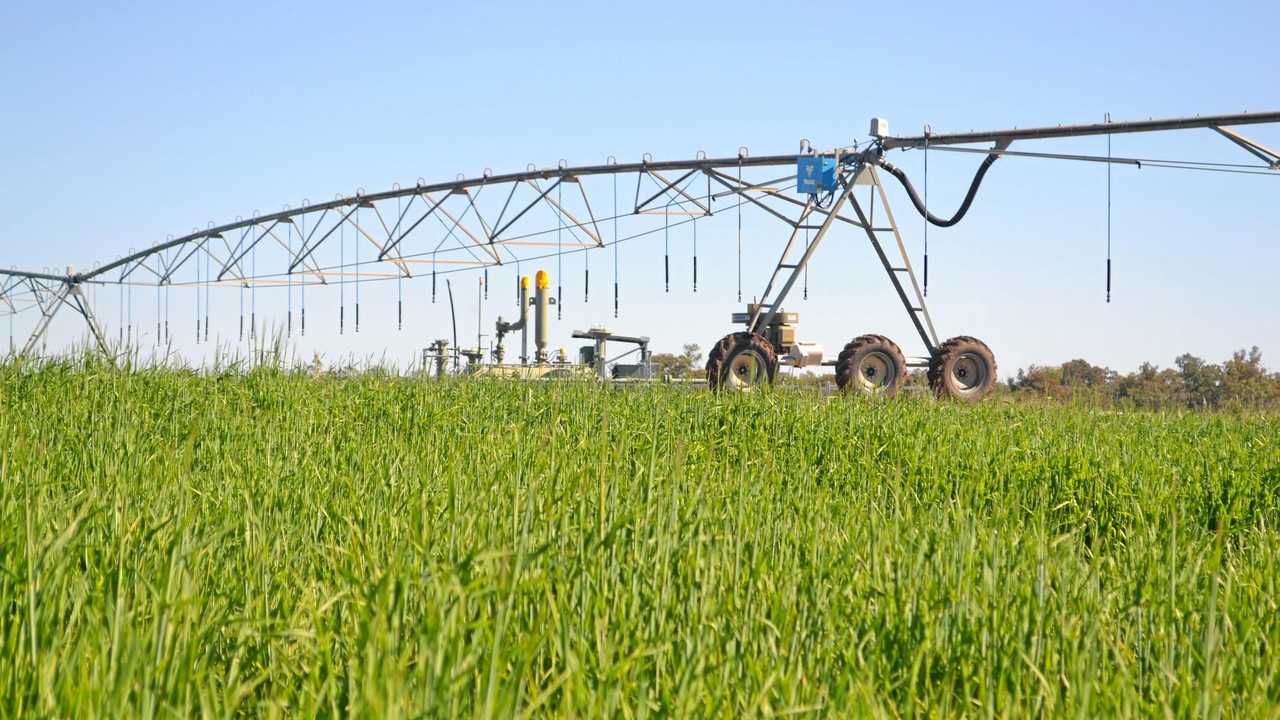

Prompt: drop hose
[{"left": 876, "top": 151, "right": 1000, "bottom": 228}]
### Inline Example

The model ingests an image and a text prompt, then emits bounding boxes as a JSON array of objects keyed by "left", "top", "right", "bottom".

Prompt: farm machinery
[
  {"left": 3, "top": 111, "right": 1277, "bottom": 400},
  {"left": 421, "top": 269, "right": 655, "bottom": 382},
  {"left": 702, "top": 113, "right": 1279, "bottom": 399}
]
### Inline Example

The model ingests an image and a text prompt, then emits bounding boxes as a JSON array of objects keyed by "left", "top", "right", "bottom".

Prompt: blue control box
[{"left": 796, "top": 156, "right": 837, "bottom": 194}]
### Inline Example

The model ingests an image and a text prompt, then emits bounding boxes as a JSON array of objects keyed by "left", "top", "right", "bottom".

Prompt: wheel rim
[
  {"left": 951, "top": 352, "right": 988, "bottom": 395},
  {"left": 725, "top": 350, "right": 768, "bottom": 389},
  {"left": 855, "top": 350, "right": 897, "bottom": 393}
]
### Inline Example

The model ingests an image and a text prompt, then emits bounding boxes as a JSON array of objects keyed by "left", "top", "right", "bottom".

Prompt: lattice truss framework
[
  {"left": 2, "top": 110, "right": 1277, "bottom": 361},
  {"left": 0, "top": 154, "right": 839, "bottom": 341},
  {"left": 0, "top": 155, "right": 828, "bottom": 296}
]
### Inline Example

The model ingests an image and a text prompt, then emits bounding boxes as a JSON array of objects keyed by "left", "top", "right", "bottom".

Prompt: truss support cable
[{"left": 920, "top": 144, "right": 1278, "bottom": 174}]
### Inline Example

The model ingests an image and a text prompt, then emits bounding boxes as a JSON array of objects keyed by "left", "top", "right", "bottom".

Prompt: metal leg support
[
  {"left": 69, "top": 284, "right": 115, "bottom": 361},
  {"left": 20, "top": 280, "right": 116, "bottom": 365},
  {"left": 20, "top": 281, "right": 71, "bottom": 357},
  {"left": 750, "top": 174, "right": 860, "bottom": 334},
  {"left": 842, "top": 167, "right": 940, "bottom": 356}
]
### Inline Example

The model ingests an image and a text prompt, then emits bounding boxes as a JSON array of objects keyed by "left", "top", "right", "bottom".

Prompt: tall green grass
[{"left": 1, "top": 363, "right": 1277, "bottom": 717}]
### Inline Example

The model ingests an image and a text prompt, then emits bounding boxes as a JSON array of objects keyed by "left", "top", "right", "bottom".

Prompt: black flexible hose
[{"left": 877, "top": 152, "right": 1000, "bottom": 227}]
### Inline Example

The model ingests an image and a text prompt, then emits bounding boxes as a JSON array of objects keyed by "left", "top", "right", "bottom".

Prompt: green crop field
[{"left": 1, "top": 364, "right": 1278, "bottom": 718}]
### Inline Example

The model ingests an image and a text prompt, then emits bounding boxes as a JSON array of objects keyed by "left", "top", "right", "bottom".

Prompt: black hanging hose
[{"left": 877, "top": 151, "right": 1001, "bottom": 227}]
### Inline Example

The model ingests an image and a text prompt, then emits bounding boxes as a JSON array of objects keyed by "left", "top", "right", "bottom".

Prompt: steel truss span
[
  {"left": 1, "top": 110, "right": 1277, "bottom": 378},
  {"left": 6, "top": 152, "right": 803, "bottom": 292}
]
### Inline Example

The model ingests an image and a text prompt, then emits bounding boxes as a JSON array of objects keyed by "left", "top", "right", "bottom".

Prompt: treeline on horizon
[
  {"left": 766, "top": 346, "right": 1280, "bottom": 410},
  {"left": 995, "top": 346, "right": 1280, "bottom": 410}
]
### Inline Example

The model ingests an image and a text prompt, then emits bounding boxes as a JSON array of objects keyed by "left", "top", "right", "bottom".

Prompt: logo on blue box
[{"left": 796, "top": 156, "right": 837, "bottom": 194}]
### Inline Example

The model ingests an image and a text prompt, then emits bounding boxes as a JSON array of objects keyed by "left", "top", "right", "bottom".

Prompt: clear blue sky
[{"left": 2, "top": 0, "right": 1277, "bottom": 375}]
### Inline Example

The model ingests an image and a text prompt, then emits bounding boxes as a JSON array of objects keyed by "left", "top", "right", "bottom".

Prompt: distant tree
[
  {"left": 1061, "top": 358, "right": 1115, "bottom": 404},
  {"left": 682, "top": 344, "right": 703, "bottom": 368},
  {"left": 648, "top": 344, "right": 704, "bottom": 379},
  {"left": 1221, "top": 346, "right": 1279, "bottom": 408},
  {"left": 1011, "top": 359, "right": 1113, "bottom": 403},
  {"left": 1061, "top": 358, "right": 1115, "bottom": 389},
  {"left": 650, "top": 352, "right": 693, "bottom": 378},
  {"left": 1114, "top": 362, "right": 1183, "bottom": 409},
  {"left": 1175, "top": 353, "right": 1223, "bottom": 409},
  {"left": 1010, "top": 365, "right": 1067, "bottom": 400}
]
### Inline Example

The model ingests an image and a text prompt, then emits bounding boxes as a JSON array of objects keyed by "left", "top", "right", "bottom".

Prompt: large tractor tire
[
  {"left": 706, "top": 331, "right": 778, "bottom": 391},
  {"left": 835, "top": 334, "right": 907, "bottom": 396},
  {"left": 928, "top": 335, "right": 998, "bottom": 402}
]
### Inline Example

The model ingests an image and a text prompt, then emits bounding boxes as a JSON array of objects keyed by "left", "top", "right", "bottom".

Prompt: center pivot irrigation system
[{"left": 2, "top": 110, "right": 1277, "bottom": 399}]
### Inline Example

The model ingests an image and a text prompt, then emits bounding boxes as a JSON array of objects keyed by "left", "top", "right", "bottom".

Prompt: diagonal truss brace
[
  {"left": 1212, "top": 126, "right": 1280, "bottom": 168},
  {"left": 535, "top": 178, "right": 603, "bottom": 246},
  {"left": 634, "top": 168, "right": 710, "bottom": 216},
  {"left": 747, "top": 196, "right": 819, "bottom": 332},
  {"left": 379, "top": 192, "right": 452, "bottom": 260},
  {"left": 20, "top": 280, "right": 71, "bottom": 355},
  {"left": 749, "top": 182, "right": 856, "bottom": 334},
  {"left": 705, "top": 167, "right": 865, "bottom": 229}
]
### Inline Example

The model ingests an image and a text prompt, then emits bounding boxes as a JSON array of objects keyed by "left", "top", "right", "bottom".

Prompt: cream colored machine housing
[{"left": 730, "top": 306, "right": 824, "bottom": 368}]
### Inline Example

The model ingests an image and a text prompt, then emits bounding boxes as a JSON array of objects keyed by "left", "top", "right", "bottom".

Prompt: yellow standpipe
[
  {"left": 535, "top": 270, "right": 550, "bottom": 364},
  {"left": 518, "top": 274, "right": 530, "bottom": 363}
]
